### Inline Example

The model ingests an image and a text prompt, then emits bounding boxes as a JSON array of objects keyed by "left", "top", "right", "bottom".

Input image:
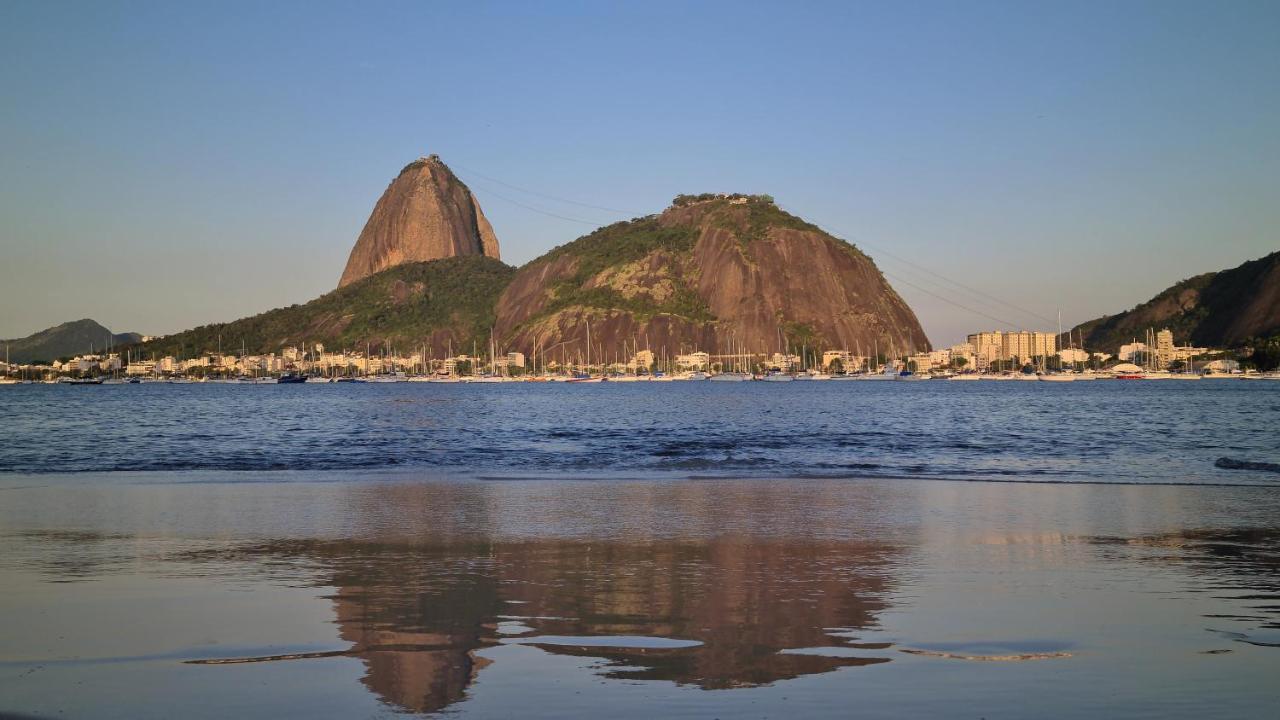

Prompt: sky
[{"left": 1, "top": 1, "right": 1277, "bottom": 347}]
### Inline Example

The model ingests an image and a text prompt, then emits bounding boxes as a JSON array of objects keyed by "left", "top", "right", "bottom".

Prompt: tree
[
  {"left": 951, "top": 356, "right": 968, "bottom": 369},
  {"left": 827, "top": 358, "right": 844, "bottom": 375}
]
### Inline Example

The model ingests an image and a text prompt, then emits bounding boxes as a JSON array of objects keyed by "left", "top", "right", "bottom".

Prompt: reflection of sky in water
[{"left": 1, "top": 477, "right": 1279, "bottom": 718}]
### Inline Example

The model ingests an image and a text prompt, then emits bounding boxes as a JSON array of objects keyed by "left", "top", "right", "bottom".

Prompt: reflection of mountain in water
[
  {"left": 323, "top": 544, "right": 502, "bottom": 714},
  {"left": 252, "top": 536, "right": 898, "bottom": 713}
]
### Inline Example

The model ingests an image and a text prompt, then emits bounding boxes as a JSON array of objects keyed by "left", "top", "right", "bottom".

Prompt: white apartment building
[
  {"left": 1058, "top": 348, "right": 1089, "bottom": 364},
  {"left": 966, "top": 331, "right": 1056, "bottom": 368},
  {"left": 126, "top": 360, "right": 156, "bottom": 376},
  {"left": 766, "top": 352, "right": 801, "bottom": 371},
  {"left": 1118, "top": 342, "right": 1147, "bottom": 363},
  {"left": 907, "top": 353, "right": 934, "bottom": 372},
  {"left": 821, "top": 350, "right": 868, "bottom": 372},
  {"left": 675, "top": 352, "right": 709, "bottom": 370}
]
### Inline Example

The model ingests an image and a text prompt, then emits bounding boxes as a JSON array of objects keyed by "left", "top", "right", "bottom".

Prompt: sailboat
[
  {"left": 1039, "top": 311, "right": 1076, "bottom": 382},
  {"left": 566, "top": 320, "right": 606, "bottom": 382},
  {"left": 709, "top": 334, "right": 751, "bottom": 381},
  {"left": 0, "top": 345, "right": 17, "bottom": 385}
]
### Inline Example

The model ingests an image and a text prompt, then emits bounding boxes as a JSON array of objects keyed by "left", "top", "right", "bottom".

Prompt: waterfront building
[
  {"left": 1118, "top": 342, "right": 1147, "bottom": 363},
  {"left": 676, "top": 352, "right": 709, "bottom": 370},
  {"left": 444, "top": 355, "right": 477, "bottom": 374},
  {"left": 907, "top": 353, "right": 934, "bottom": 372},
  {"left": 1203, "top": 359, "right": 1240, "bottom": 373},
  {"left": 126, "top": 360, "right": 156, "bottom": 376},
  {"left": 966, "top": 331, "right": 1057, "bottom": 367},
  {"left": 1058, "top": 348, "right": 1089, "bottom": 364},
  {"left": 625, "top": 350, "right": 654, "bottom": 372},
  {"left": 766, "top": 352, "right": 800, "bottom": 371},
  {"left": 945, "top": 342, "right": 976, "bottom": 369},
  {"left": 1171, "top": 345, "right": 1208, "bottom": 362},
  {"left": 1155, "top": 329, "right": 1174, "bottom": 369},
  {"left": 822, "top": 350, "right": 869, "bottom": 372}
]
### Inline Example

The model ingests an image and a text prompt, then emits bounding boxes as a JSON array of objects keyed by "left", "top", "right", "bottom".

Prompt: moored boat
[{"left": 1038, "top": 373, "right": 1076, "bottom": 382}]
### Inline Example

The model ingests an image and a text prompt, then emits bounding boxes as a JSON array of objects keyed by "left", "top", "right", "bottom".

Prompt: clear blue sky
[{"left": 2, "top": 1, "right": 1277, "bottom": 346}]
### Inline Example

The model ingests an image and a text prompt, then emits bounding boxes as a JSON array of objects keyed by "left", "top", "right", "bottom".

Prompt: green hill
[
  {"left": 1068, "top": 250, "right": 1280, "bottom": 351},
  {"left": 2, "top": 319, "right": 140, "bottom": 363},
  {"left": 493, "top": 194, "right": 928, "bottom": 362},
  {"left": 133, "top": 256, "right": 515, "bottom": 358}
]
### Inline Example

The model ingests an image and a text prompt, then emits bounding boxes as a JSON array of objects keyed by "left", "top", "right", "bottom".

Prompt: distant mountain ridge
[
  {"left": 123, "top": 192, "right": 929, "bottom": 365},
  {"left": 1067, "top": 250, "right": 1280, "bottom": 351},
  {"left": 2, "top": 319, "right": 140, "bottom": 363},
  {"left": 86, "top": 159, "right": 931, "bottom": 366}
]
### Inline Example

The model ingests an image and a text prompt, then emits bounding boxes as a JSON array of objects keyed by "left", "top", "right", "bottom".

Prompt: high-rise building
[
  {"left": 1156, "top": 328, "right": 1175, "bottom": 369},
  {"left": 965, "top": 331, "right": 1057, "bottom": 367}
]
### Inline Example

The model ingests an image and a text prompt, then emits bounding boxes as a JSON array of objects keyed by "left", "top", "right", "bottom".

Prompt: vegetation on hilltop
[
  {"left": 1, "top": 319, "right": 140, "bottom": 364},
  {"left": 530, "top": 217, "right": 714, "bottom": 322},
  {"left": 1069, "top": 250, "right": 1280, "bottom": 351},
  {"left": 131, "top": 256, "right": 515, "bottom": 358}
]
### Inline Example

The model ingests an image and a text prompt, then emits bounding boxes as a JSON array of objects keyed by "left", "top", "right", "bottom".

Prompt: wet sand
[{"left": 1, "top": 474, "right": 1278, "bottom": 718}]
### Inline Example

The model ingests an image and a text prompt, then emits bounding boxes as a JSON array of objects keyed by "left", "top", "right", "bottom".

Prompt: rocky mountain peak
[{"left": 338, "top": 156, "right": 501, "bottom": 288}]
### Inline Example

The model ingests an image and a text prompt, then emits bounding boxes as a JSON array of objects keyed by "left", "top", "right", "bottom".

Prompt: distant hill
[
  {"left": 1067, "top": 250, "right": 1280, "bottom": 351},
  {"left": 2, "top": 319, "right": 141, "bottom": 363},
  {"left": 133, "top": 256, "right": 515, "bottom": 358},
  {"left": 493, "top": 194, "right": 928, "bottom": 361}
]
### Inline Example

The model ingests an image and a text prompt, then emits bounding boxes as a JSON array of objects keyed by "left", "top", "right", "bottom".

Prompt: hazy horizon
[{"left": 2, "top": 1, "right": 1277, "bottom": 347}]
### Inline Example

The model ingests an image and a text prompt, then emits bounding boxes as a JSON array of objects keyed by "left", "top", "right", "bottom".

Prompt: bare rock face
[
  {"left": 493, "top": 195, "right": 929, "bottom": 362},
  {"left": 338, "top": 155, "right": 500, "bottom": 288}
]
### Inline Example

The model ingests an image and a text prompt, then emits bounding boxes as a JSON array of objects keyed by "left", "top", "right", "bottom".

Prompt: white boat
[
  {"left": 858, "top": 367, "right": 899, "bottom": 381},
  {"left": 709, "top": 372, "right": 751, "bottom": 382},
  {"left": 794, "top": 372, "right": 831, "bottom": 381},
  {"left": 894, "top": 371, "right": 931, "bottom": 381},
  {"left": 1038, "top": 373, "right": 1076, "bottom": 382},
  {"left": 367, "top": 372, "right": 408, "bottom": 383},
  {"left": 949, "top": 373, "right": 981, "bottom": 381},
  {"left": 761, "top": 372, "right": 794, "bottom": 382}
]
